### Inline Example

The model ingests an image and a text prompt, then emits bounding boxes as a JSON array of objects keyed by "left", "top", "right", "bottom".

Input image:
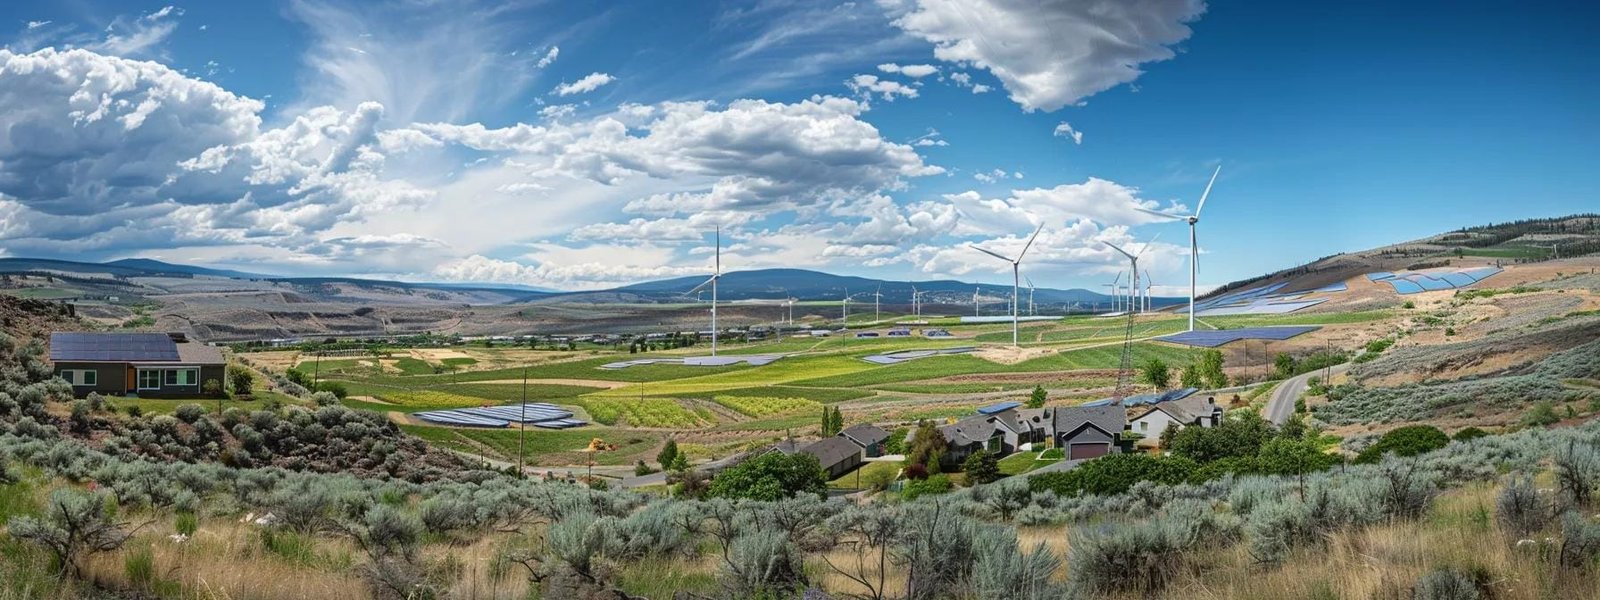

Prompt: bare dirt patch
[
  {"left": 410, "top": 348, "right": 473, "bottom": 361},
  {"left": 972, "top": 346, "right": 1058, "bottom": 364}
]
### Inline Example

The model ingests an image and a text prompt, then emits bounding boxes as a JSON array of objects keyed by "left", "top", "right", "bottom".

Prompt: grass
[
  {"left": 392, "top": 357, "right": 435, "bottom": 375},
  {"left": 828, "top": 460, "right": 901, "bottom": 489},
  {"left": 997, "top": 451, "right": 1060, "bottom": 475},
  {"left": 656, "top": 385, "right": 873, "bottom": 403},
  {"left": 400, "top": 425, "right": 663, "bottom": 466}
]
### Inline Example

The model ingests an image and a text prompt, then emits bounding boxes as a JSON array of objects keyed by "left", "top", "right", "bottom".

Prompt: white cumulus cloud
[{"left": 552, "top": 72, "right": 616, "bottom": 96}]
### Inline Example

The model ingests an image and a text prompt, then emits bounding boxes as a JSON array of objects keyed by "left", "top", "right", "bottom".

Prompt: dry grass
[{"left": 80, "top": 520, "right": 368, "bottom": 600}]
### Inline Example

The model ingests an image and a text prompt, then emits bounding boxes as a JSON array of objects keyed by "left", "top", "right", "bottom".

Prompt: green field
[{"left": 399, "top": 425, "right": 660, "bottom": 466}]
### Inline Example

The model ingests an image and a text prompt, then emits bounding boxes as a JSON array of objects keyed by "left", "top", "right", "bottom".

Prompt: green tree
[
  {"left": 1167, "top": 412, "right": 1274, "bottom": 463},
  {"left": 226, "top": 364, "right": 254, "bottom": 397},
  {"left": 1139, "top": 358, "right": 1171, "bottom": 389},
  {"left": 1028, "top": 453, "right": 1198, "bottom": 497},
  {"left": 906, "top": 420, "right": 949, "bottom": 469},
  {"left": 1272, "top": 353, "right": 1297, "bottom": 379},
  {"left": 707, "top": 452, "right": 827, "bottom": 501},
  {"left": 1254, "top": 437, "right": 1340, "bottom": 476},
  {"left": 1026, "top": 385, "right": 1048, "bottom": 409},
  {"left": 963, "top": 449, "right": 1001, "bottom": 484},
  {"left": 831, "top": 407, "right": 845, "bottom": 435},
  {"left": 1198, "top": 349, "right": 1229, "bottom": 388},
  {"left": 657, "top": 439, "right": 680, "bottom": 469},
  {"left": 1179, "top": 364, "right": 1203, "bottom": 388}
]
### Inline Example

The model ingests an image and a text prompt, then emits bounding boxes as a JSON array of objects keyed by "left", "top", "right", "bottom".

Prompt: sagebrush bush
[
  {"left": 972, "top": 526, "right": 1060, "bottom": 600},
  {"left": 1066, "top": 518, "right": 1185, "bottom": 595},
  {"left": 1413, "top": 567, "right": 1484, "bottom": 600},
  {"left": 1496, "top": 473, "right": 1550, "bottom": 537}
]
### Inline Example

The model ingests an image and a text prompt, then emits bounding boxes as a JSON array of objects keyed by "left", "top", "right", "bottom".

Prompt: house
[
  {"left": 1128, "top": 395, "right": 1224, "bottom": 447},
  {"left": 1052, "top": 405, "right": 1129, "bottom": 460},
  {"left": 839, "top": 423, "right": 890, "bottom": 457},
  {"left": 49, "top": 332, "right": 226, "bottom": 399},
  {"left": 800, "top": 437, "right": 864, "bottom": 480}
]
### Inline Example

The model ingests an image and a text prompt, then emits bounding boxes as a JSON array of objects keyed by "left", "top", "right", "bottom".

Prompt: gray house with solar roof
[{"left": 50, "top": 332, "right": 226, "bottom": 399}]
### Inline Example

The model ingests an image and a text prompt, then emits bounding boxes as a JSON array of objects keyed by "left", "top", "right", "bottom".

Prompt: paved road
[{"left": 1265, "top": 364, "right": 1349, "bottom": 426}]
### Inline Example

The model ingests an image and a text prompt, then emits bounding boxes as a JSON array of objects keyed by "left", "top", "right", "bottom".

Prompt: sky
[{"left": 0, "top": 0, "right": 1596, "bottom": 294}]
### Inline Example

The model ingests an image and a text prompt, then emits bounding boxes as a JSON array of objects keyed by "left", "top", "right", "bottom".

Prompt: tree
[
  {"left": 963, "top": 449, "right": 1001, "bottom": 485},
  {"left": 1028, "top": 453, "right": 1198, "bottom": 497},
  {"left": 1139, "top": 358, "right": 1171, "bottom": 389},
  {"left": 1272, "top": 353, "right": 1297, "bottom": 379},
  {"left": 708, "top": 452, "right": 827, "bottom": 501},
  {"left": 1026, "top": 385, "right": 1048, "bottom": 409},
  {"left": 906, "top": 420, "right": 948, "bottom": 470},
  {"left": 1167, "top": 412, "right": 1274, "bottom": 463},
  {"left": 1198, "top": 349, "right": 1228, "bottom": 388},
  {"left": 821, "top": 407, "right": 841, "bottom": 436},
  {"left": 1179, "top": 364, "right": 1203, "bottom": 388},
  {"left": 7, "top": 489, "right": 139, "bottom": 580},
  {"left": 657, "top": 439, "right": 680, "bottom": 470},
  {"left": 1254, "top": 437, "right": 1340, "bottom": 477},
  {"left": 227, "top": 364, "right": 255, "bottom": 397}
]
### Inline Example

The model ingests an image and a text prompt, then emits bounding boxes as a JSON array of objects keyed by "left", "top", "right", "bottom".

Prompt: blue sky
[{"left": 0, "top": 0, "right": 1596, "bottom": 293}]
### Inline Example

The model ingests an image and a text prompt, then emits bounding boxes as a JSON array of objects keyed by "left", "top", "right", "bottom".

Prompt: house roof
[
  {"left": 1133, "top": 395, "right": 1221, "bottom": 424},
  {"left": 172, "top": 343, "right": 226, "bottom": 365},
  {"left": 1052, "top": 405, "right": 1126, "bottom": 439},
  {"left": 840, "top": 423, "right": 889, "bottom": 447},
  {"left": 800, "top": 436, "right": 862, "bottom": 468},
  {"left": 771, "top": 439, "right": 803, "bottom": 454},
  {"left": 940, "top": 414, "right": 999, "bottom": 446},
  {"left": 50, "top": 332, "right": 179, "bottom": 362}
]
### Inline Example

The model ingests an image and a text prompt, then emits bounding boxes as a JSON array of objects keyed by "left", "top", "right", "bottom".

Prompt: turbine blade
[
  {"left": 1133, "top": 206, "right": 1186, "bottom": 220},
  {"left": 1136, "top": 232, "right": 1163, "bottom": 258},
  {"left": 1103, "top": 241, "right": 1135, "bottom": 260},
  {"left": 1195, "top": 165, "right": 1221, "bottom": 218},
  {"left": 688, "top": 275, "right": 717, "bottom": 295},
  {"left": 1016, "top": 223, "right": 1045, "bottom": 262},
  {"left": 969, "top": 244, "right": 1014, "bottom": 263}
]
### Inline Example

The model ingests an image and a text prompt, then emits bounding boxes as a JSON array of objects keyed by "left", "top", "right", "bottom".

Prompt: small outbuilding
[{"left": 839, "top": 423, "right": 890, "bottom": 457}]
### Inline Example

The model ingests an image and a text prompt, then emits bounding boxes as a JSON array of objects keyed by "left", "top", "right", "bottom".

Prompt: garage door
[{"left": 1069, "top": 443, "right": 1109, "bottom": 460}]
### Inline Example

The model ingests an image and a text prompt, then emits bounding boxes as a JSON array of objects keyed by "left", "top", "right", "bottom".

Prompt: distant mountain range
[{"left": 0, "top": 258, "right": 1170, "bottom": 308}]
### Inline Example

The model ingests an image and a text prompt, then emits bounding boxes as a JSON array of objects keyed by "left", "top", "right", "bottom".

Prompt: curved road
[{"left": 1265, "top": 364, "right": 1349, "bottom": 426}]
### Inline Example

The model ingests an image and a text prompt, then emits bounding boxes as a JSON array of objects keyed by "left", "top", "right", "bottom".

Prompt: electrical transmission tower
[{"left": 1113, "top": 310, "right": 1136, "bottom": 402}]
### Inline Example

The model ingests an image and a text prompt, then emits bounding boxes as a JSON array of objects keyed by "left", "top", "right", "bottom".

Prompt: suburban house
[
  {"left": 1052, "top": 405, "right": 1131, "bottom": 460},
  {"left": 937, "top": 404, "right": 1129, "bottom": 467},
  {"left": 770, "top": 436, "right": 865, "bottom": 480},
  {"left": 839, "top": 423, "right": 890, "bottom": 457},
  {"left": 1128, "top": 395, "right": 1225, "bottom": 448},
  {"left": 49, "top": 332, "right": 226, "bottom": 399}
]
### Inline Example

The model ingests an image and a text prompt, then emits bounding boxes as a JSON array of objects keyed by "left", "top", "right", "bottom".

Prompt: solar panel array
[
  {"left": 1369, "top": 267, "right": 1502, "bottom": 295},
  {"left": 1156, "top": 326, "right": 1320, "bottom": 348},
  {"left": 1189, "top": 281, "right": 1342, "bottom": 317},
  {"left": 977, "top": 401, "right": 1021, "bottom": 414},
  {"left": 1121, "top": 387, "right": 1200, "bottom": 406},
  {"left": 860, "top": 346, "right": 975, "bottom": 365},
  {"left": 958, "top": 315, "right": 1062, "bottom": 324},
  {"left": 50, "top": 332, "right": 180, "bottom": 362},
  {"left": 414, "top": 403, "right": 584, "bottom": 428}
]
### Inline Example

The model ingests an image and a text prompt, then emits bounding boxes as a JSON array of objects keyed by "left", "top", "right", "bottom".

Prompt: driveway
[{"left": 1265, "top": 364, "right": 1349, "bottom": 426}]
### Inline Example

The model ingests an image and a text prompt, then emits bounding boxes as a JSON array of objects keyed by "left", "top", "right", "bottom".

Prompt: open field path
[
  {"left": 457, "top": 378, "right": 630, "bottom": 389},
  {"left": 1265, "top": 364, "right": 1348, "bottom": 425}
]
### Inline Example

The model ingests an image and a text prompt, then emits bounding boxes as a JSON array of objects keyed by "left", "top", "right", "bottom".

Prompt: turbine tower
[
  {"left": 910, "top": 285, "right": 920, "bottom": 317},
  {"left": 872, "top": 285, "right": 883, "bottom": 323},
  {"left": 1105, "top": 234, "right": 1161, "bottom": 401},
  {"left": 1024, "top": 276, "right": 1037, "bottom": 316},
  {"left": 970, "top": 223, "right": 1045, "bottom": 347},
  {"left": 1135, "top": 164, "right": 1220, "bottom": 332},
  {"left": 1103, "top": 271, "right": 1122, "bottom": 314},
  {"left": 972, "top": 287, "right": 981, "bottom": 317},
  {"left": 1142, "top": 270, "right": 1154, "bottom": 313},
  {"left": 687, "top": 228, "right": 722, "bottom": 355}
]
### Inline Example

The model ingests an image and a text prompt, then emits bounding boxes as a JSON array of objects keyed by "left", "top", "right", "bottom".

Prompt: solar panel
[
  {"left": 1368, "top": 272, "right": 1396, "bottom": 281},
  {"left": 1387, "top": 280, "right": 1425, "bottom": 294},
  {"left": 49, "top": 332, "right": 180, "bottom": 362},
  {"left": 1439, "top": 273, "right": 1477, "bottom": 287},
  {"left": 978, "top": 401, "right": 1021, "bottom": 414},
  {"left": 1156, "top": 326, "right": 1320, "bottom": 348}
]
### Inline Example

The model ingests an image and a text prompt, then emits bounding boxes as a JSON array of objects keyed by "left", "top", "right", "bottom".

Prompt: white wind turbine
[
  {"left": 1142, "top": 269, "right": 1154, "bottom": 313},
  {"left": 687, "top": 228, "right": 722, "bottom": 355},
  {"left": 1135, "top": 165, "right": 1220, "bottom": 332},
  {"left": 972, "top": 287, "right": 981, "bottom": 317},
  {"left": 1102, "top": 272, "right": 1122, "bottom": 314},
  {"left": 1104, "top": 233, "right": 1162, "bottom": 321},
  {"left": 1024, "top": 276, "right": 1037, "bottom": 316},
  {"left": 969, "top": 223, "right": 1045, "bottom": 347},
  {"left": 872, "top": 285, "right": 883, "bottom": 323},
  {"left": 910, "top": 285, "right": 920, "bottom": 317}
]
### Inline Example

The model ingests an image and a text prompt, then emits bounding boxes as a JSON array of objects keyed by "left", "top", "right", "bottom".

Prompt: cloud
[
  {"left": 552, "top": 72, "right": 615, "bottom": 96},
  {"left": 286, "top": 0, "right": 551, "bottom": 123},
  {"left": 878, "top": 62, "right": 938, "bottom": 78},
  {"left": 847, "top": 74, "right": 919, "bottom": 100},
  {"left": 1053, "top": 121, "right": 1083, "bottom": 144},
  {"left": 910, "top": 129, "right": 948, "bottom": 147},
  {"left": 92, "top": 5, "right": 183, "bottom": 58},
  {"left": 26, "top": 20, "right": 51, "bottom": 30},
  {"left": 892, "top": 0, "right": 1206, "bottom": 111},
  {"left": 536, "top": 45, "right": 559, "bottom": 68}
]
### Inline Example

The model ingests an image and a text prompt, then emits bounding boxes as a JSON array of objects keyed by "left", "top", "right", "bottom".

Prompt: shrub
[
  {"left": 124, "top": 545, "right": 156, "bottom": 588},
  {"left": 126, "top": 405, "right": 144, "bottom": 418},
  {"left": 1554, "top": 441, "right": 1600, "bottom": 508},
  {"left": 174, "top": 404, "right": 206, "bottom": 424},
  {"left": 6, "top": 488, "right": 135, "bottom": 579},
  {"left": 1453, "top": 427, "right": 1489, "bottom": 442},
  {"left": 1030, "top": 453, "right": 1198, "bottom": 497},
  {"left": 657, "top": 439, "right": 679, "bottom": 469},
  {"left": 903, "top": 474, "right": 953, "bottom": 501},
  {"left": 963, "top": 449, "right": 1001, "bottom": 485},
  {"left": 1355, "top": 425, "right": 1450, "bottom": 464},
  {"left": 175, "top": 511, "right": 199, "bottom": 537},
  {"left": 1413, "top": 568, "right": 1484, "bottom": 600},
  {"left": 1066, "top": 519, "right": 1184, "bottom": 595},
  {"left": 202, "top": 378, "right": 223, "bottom": 397},
  {"left": 721, "top": 530, "right": 806, "bottom": 598},
  {"left": 1168, "top": 412, "right": 1274, "bottom": 463},
  {"left": 972, "top": 527, "right": 1061, "bottom": 599},
  {"left": 311, "top": 391, "right": 341, "bottom": 407},
  {"left": 227, "top": 365, "right": 255, "bottom": 397},
  {"left": 1559, "top": 511, "right": 1600, "bottom": 567},
  {"left": 1496, "top": 473, "right": 1550, "bottom": 538}
]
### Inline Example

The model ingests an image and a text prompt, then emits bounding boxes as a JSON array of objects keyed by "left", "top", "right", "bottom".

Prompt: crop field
[
  {"left": 711, "top": 395, "right": 821, "bottom": 418},
  {"left": 566, "top": 396, "right": 711, "bottom": 428},
  {"left": 656, "top": 385, "right": 872, "bottom": 403}
]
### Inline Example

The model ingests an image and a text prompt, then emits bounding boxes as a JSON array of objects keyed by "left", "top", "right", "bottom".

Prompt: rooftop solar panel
[{"left": 49, "top": 332, "right": 180, "bottom": 362}]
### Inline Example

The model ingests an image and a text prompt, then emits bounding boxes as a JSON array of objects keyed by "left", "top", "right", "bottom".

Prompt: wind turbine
[
  {"left": 1024, "top": 276, "right": 1037, "bottom": 316},
  {"left": 969, "top": 223, "right": 1045, "bottom": 347},
  {"left": 1102, "top": 272, "right": 1122, "bottom": 314},
  {"left": 1104, "top": 233, "right": 1162, "bottom": 320},
  {"left": 1142, "top": 270, "right": 1154, "bottom": 313},
  {"left": 687, "top": 228, "right": 722, "bottom": 355},
  {"left": 910, "top": 285, "right": 920, "bottom": 317},
  {"left": 1134, "top": 164, "right": 1220, "bottom": 332},
  {"left": 872, "top": 285, "right": 883, "bottom": 323},
  {"left": 972, "top": 287, "right": 981, "bottom": 317}
]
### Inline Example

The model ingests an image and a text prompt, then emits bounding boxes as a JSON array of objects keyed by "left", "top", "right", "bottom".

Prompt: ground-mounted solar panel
[
  {"left": 1368, "top": 272, "right": 1396, "bottom": 282},
  {"left": 1463, "top": 267, "right": 1503, "bottom": 282},
  {"left": 533, "top": 419, "right": 587, "bottom": 429},
  {"left": 414, "top": 410, "right": 510, "bottom": 427},
  {"left": 1387, "top": 280, "right": 1426, "bottom": 294},
  {"left": 1411, "top": 276, "right": 1455, "bottom": 291},
  {"left": 1315, "top": 282, "right": 1349, "bottom": 293},
  {"left": 1440, "top": 273, "right": 1477, "bottom": 287},
  {"left": 1157, "top": 326, "right": 1320, "bottom": 348}
]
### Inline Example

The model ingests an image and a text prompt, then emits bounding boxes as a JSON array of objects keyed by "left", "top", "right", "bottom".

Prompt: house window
[
  {"left": 137, "top": 370, "right": 162, "bottom": 390},
  {"left": 60, "top": 370, "right": 98, "bottom": 386},
  {"left": 1139, "top": 421, "right": 1149, "bottom": 431},
  {"left": 162, "top": 368, "right": 198, "bottom": 386}
]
